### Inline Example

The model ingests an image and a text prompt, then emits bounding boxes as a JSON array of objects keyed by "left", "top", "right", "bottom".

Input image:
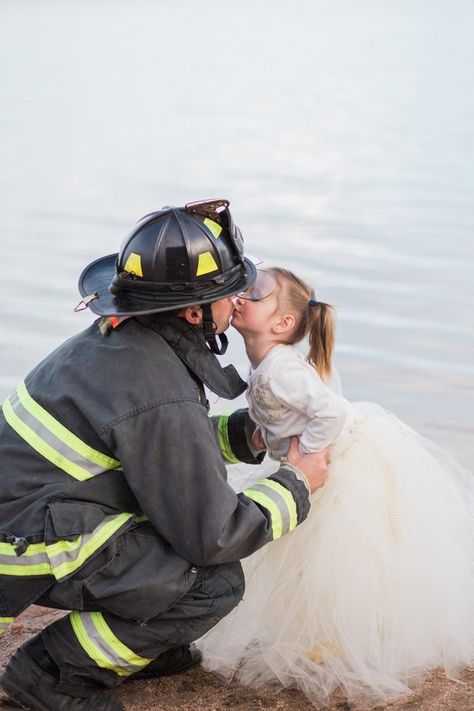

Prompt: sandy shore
[{"left": 0, "top": 606, "right": 472, "bottom": 710}]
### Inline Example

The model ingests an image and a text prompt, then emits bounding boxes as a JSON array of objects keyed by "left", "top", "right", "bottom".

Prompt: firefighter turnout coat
[{"left": 0, "top": 315, "right": 310, "bottom": 642}]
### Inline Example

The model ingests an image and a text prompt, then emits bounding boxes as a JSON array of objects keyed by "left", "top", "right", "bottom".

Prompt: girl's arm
[{"left": 266, "top": 356, "right": 351, "bottom": 452}]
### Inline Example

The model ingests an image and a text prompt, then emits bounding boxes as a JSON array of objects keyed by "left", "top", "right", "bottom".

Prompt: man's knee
[
  {"left": 168, "top": 560, "right": 245, "bottom": 636},
  {"left": 199, "top": 561, "right": 245, "bottom": 617}
]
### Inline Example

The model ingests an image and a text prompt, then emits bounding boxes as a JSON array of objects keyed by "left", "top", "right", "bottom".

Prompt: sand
[{"left": 0, "top": 607, "right": 472, "bottom": 710}]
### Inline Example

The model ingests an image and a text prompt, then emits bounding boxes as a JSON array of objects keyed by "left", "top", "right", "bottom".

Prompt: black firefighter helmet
[{"left": 77, "top": 199, "right": 257, "bottom": 353}]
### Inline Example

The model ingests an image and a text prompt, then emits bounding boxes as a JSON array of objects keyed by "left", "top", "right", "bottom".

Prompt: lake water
[{"left": 1, "top": 0, "right": 473, "bottom": 468}]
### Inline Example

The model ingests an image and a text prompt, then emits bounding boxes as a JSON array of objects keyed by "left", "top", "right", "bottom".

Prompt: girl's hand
[{"left": 251, "top": 426, "right": 266, "bottom": 452}]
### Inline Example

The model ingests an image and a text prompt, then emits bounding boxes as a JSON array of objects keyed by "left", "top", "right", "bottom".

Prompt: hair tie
[{"left": 308, "top": 298, "right": 318, "bottom": 307}]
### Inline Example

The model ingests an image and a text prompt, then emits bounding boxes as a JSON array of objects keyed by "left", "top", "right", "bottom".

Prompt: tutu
[{"left": 198, "top": 403, "right": 474, "bottom": 706}]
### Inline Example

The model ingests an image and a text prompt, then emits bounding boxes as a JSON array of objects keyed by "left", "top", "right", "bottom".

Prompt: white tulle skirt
[{"left": 198, "top": 403, "right": 474, "bottom": 706}]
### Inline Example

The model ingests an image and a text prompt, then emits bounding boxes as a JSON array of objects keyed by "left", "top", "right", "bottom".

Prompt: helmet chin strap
[{"left": 201, "top": 304, "right": 228, "bottom": 355}]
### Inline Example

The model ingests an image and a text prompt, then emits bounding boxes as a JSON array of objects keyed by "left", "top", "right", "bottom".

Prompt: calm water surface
[{"left": 1, "top": 0, "right": 473, "bottom": 467}]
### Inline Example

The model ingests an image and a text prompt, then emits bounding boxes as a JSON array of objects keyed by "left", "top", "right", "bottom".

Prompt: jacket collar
[{"left": 135, "top": 315, "right": 247, "bottom": 400}]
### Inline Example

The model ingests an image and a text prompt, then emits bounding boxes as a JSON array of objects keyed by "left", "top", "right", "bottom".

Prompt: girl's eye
[{"left": 237, "top": 271, "right": 277, "bottom": 301}]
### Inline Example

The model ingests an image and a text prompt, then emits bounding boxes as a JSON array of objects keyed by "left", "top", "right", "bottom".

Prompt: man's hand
[{"left": 286, "top": 436, "right": 329, "bottom": 494}]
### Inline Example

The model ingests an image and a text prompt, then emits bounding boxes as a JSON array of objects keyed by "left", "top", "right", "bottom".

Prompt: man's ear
[
  {"left": 272, "top": 313, "right": 296, "bottom": 334},
  {"left": 182, "top": 305, "right": 203, "bottom": 325}
]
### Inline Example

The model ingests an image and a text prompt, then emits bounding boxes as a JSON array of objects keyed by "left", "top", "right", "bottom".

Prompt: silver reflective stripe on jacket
[
  {"left": 2, "top": 381, "right": 122, "bottom": 481},
  {"left": 243, "top": 478, "right": 298, "bottom": 539},
  {"left": 0, "top": 513, "right": 135, "bottom": 580},
  {"left": 0, "top": 541, "right": 52, "bottom": 576},
  {"left": 47, "top": 512, "right": 134, "bottom": 580}
]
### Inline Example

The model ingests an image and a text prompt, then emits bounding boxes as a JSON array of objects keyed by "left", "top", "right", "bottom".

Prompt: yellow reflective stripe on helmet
[
  {"left": 70, "top": 611, "right": 152, "bottom": 676},
  {"left": 47, "top": 512, "right": 134, "bottom": 580},
  {"left": 17, "top": 382, "right": 121, "bottom": 472},
  {"left": 2, "top": 382, "right": 121, "bottom": 481},
  {"left": 196, "top": 251, "right": 218, "bottom": 276},
  {"left": 0, "top": 617, "right": 15, "bottom": 636},
  {"left": 217, "top": 412, "right": 240, "bottom": 464},
  {"left": 243, "top": 478, "right": 298, "bottom": 539},
  {"left": 203, "top": 218, "right": 222, "bottom": 238}
]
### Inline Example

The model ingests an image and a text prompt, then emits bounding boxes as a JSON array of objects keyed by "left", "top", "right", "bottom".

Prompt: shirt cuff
[{"left": 279, "top": 459, "right": 311, "bottom": 494}]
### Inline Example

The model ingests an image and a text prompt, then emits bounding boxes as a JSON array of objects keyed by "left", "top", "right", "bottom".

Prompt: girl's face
[{"left": 231, "top": 271, "right": 281, "bottom": 337}]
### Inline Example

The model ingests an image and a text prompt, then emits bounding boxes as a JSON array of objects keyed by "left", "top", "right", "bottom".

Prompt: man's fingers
[
  {"left": 287, "top": 436, "right": 299, "bottom": 456},
  {"left": 284, "top": 438, "right": 330, "bottom": 494}
]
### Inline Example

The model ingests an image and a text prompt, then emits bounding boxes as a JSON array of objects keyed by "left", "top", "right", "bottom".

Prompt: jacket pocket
[
  {"left": 46, "top": 500, "right": 119, "bottom": 539},
  {"left": 81, "top": 523, "right": 198, "bottom": 623},
  {"left": 44, "top": 500, "right": 136, "bottom": 583}
]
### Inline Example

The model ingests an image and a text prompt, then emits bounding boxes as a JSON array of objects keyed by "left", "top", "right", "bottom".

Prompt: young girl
[{"left": 198, "top": 267, "right": 474, "bottom": 706}]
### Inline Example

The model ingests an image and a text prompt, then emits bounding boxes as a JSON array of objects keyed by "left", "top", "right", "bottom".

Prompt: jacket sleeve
[
  {"left": 102, "top": 399, "right": 310, "bottom": 566},
  {"left": 211, "top": 408, "right": 265, "bottom": 464},
  {"left": 267, "top": 357, "right": 350, "bottom": 452}
]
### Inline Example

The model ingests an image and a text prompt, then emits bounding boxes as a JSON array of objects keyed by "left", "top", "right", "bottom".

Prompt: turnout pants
[{"left": 16, "top": 523, "right": 245, "bottom": 696}]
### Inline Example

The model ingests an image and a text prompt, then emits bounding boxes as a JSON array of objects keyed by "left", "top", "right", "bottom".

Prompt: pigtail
[
  {"left": 267, "top": 266, "right": 336, "bottom": 381},
  {"left": 306, "top": 301, "right": 335, "bottom": 381}
]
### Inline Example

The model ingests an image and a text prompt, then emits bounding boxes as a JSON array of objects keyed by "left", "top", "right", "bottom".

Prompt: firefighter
[{"left": 0, "top": 200, "right": 328, "bottom": 710}]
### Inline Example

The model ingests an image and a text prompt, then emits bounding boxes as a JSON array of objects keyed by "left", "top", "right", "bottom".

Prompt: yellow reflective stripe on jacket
[
  {"left": 3, "top": 398, "right": 95, "bottom": 481},
  {"left": 0, "top": 540, "right": 52, "bottom": 576},
  {"left": 70, "top": 611, "right": 152, "bottom": 677},
  {"left": 0, "top": 513, "right": 134, "bottom": 579},
  {"left": 47, "top": 512, "right": 134, "bottom": 580},
  {"left": 0, "top": 617, "right": 15, "bottom": 636},
  {"left": 243, "top": 479, "right": 298, "bottom": 539},
  {"left": 217, "top": 412, "right": 240, "bottom": 464},
  {"left": 261, "top": 479, "right": 298, "bottom": 532},
  {"left": 2, "top": 381, "right": 121, "bottom": 481},
  {"left": 17, "top": 382, "right": 121, "bottom": 471}
]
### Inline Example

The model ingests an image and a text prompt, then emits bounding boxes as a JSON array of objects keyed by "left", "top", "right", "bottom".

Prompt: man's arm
[
  {"left": 104, "top": 400, "right": 320, "bottom": 567},
  {"left": 211, "top": 408, "right": 265, "bottom": 464}
]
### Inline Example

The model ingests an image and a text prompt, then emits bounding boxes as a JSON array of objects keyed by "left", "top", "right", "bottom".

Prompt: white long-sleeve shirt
[{"left": 247, "top": 344, "right": 352, "bottom": 460}]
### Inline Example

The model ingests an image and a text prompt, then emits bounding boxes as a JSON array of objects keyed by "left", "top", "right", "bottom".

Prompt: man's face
[{"left": 210, "top": 296, "right": 235, "bottom": 334}]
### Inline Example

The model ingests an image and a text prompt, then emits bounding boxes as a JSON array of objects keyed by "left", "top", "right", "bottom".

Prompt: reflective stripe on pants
[
  {"left": 70, "top": 612, "right": 153, "bottom": 677},
  {"left": 40, "top": 562, "right": 245, "bottom": 695},
  {"left": 0, "top": 617, "right": 15, "bottom": 637}
]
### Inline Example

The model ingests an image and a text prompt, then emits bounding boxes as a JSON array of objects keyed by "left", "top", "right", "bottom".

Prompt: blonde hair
[{"left": 267, "top": 267, "right": 335, "bottom": 381}]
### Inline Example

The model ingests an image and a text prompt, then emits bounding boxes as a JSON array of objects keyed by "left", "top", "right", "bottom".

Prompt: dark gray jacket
[{"left": 0, "top": 315, "right": 310, "bottom": 616}]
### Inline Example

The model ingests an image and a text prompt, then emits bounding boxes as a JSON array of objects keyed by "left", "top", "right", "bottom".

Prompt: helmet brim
[{"left": 78, "top": 253, "right": 257, "bottom": 316}]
